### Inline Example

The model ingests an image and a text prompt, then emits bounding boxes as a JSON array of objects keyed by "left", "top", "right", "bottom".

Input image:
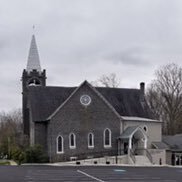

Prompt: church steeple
[
  {"left": 22, "top": 34, "right": 46, "bottom": 136},
  {"left": 22, "top": 34, "right": 46, "bottom": 87},
  {"left": 26, "top": 34, "right": 41, "bottom": 72}
]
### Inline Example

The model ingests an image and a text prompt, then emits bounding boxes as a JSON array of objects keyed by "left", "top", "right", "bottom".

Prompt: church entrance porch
[
  {"left": 118, "top": 126, "right": 148, "bottom": 156},
  {"left": 117, "top": 126, "right": 153, "bottom": 165}
]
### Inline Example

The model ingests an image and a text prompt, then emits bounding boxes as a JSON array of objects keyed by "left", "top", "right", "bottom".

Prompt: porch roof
[
  {"left": 152, "top": 141, "right": 169, "bottom": 150},
  {"left": 162, "top": 134, "right": 182, "bottom": 150},
  {"left": 118, "top": 126, "right": 139, "bottom": 139}
]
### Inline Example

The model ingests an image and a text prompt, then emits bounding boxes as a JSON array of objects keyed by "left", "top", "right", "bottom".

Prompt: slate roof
[
  {"left": 118, "top": 126, "right": 139, "bottom": 139},
  {"left": 162, "top": 134, "right": 182, "bottom": 150},
  {"left": 28, "top": 86, "right": 76, "bottom": 121},
  {"left": 96, "top": 87, "right": 154, "bottom": 119},
  {"left": 26, "top": 35, "right": 41, "bottom": 73},
  {"left": 27, "top": 83, "right": 155, "bottom": 122},
  {"left": 152, "top": 141, "right": 169, "bottom": 149}
]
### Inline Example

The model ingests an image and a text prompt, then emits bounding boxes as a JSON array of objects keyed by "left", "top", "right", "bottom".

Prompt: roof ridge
[
  {"left": 96, "top": 87, "right": 140, "bottom": 91},
  {"left": 28, "top": 85, "right": 77, "bottom": 89}
]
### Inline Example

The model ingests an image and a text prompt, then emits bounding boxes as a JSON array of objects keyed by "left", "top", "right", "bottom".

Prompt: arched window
[
  {"left": 104, "top": 128, "right": 111, "bottom": 148},
  {"left": 88, "top": 133, "right": 94, "bottom": 148},
  {"left": 57, "top": 135, "right": 64, "bottom": 153},
  {"left": 69, "top": 133, "right": 76, "bottom": 149},
  {"left": 27, "top": 78, "right": 41, "bottom": 86}
]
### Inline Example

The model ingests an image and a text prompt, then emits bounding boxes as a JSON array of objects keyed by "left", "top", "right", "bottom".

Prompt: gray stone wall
[
  {"left": 22, "top": 69, "right": 46, "bottom": 136},
  {"left": 34, "top": 122, "right": 48, "bottom": 151},
  {"left": 166, "top": 151, "right": 172, "bottom": 165},
  {"left": 47, "top": 83, "right": 121, "bottom": 162}
]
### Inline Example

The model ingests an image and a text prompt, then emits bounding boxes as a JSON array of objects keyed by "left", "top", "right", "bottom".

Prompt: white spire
[{"left": 26, "top": 35, "right": 41, "bottom": 72}]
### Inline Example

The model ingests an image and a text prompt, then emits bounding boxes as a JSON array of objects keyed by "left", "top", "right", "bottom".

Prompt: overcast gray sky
[{"left": 1, "top": 0, "right": 182, "bottom": 112}]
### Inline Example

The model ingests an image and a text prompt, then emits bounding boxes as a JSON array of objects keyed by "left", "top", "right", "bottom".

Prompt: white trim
[
  {"left": 128, "top": 126, "right": 148, "bottom": 149},
  {"left": 121, "top": 116, "right": 160, "bottom": 123},
  {"left": 69, "top": 133, "right": 76, "bottom": 149},
  {"left": 88, "top": 132, "right": 94, "bottom": 149},
  {"left": 104, "top": 128, "right": 112, "bottom": 148},
  {"left": 57, "top": 135, "right": 64, "bottom": 154},
  {"left": 80, "top": 95, "right": 92, "bottom": 106}
]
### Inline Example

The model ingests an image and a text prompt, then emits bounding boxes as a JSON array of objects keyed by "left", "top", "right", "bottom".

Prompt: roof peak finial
[{"left": 32, "top": 25, "right": 35, "bottom": 35}]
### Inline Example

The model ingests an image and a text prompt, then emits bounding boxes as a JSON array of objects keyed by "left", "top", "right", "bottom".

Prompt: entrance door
[{"left": 124, "top": 142, "right": 128, "bottom": 154}]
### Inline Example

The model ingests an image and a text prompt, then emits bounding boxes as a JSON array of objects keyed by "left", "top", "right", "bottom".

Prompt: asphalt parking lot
[{"left": 0, "top": 165, "right": 181, "bottom": 182}]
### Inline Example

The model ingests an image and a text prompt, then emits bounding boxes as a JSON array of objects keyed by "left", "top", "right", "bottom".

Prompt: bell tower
[{"left": 22, "top": 35, "right": 46, "bottom": 136}]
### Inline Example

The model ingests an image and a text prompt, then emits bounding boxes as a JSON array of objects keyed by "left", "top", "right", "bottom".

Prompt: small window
[
  {"left": 69, "top": 133, "right": 76, "bottom": 149},
  {"left": 57, "top": 135, "right": 64, "bottom": 153},
  {"left": 70, "top": 156, "right": 77, "bottom": 161},
  {"left": 104, "top": 128, "right": 111, "bottom": 148},
  {"left": 88, "top": 133, "right": 94, "bottom": 148},
  {"left": 143, "top": 126, "right": 148, "bottom": 133}
]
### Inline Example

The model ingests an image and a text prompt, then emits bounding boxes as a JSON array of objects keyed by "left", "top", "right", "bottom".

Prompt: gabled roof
[
  {"left": 27, "top": 81, "right": 155, "bottom": 122},
  {"left": 47, "top": 80, "right": 121, "bottom": 120},
  {"left": 118, "top": 126, "right": 140, "bottom": 139},
  {"left": 152, "top": 142, "right": 169, "bottom": 150},
  {"left": 27, "top": 86, "right": 76, "bottom": 121},
  {"left": 162, "top": 134, "right": 182, "bottom": 150},
  {"left": 26, "top": 35, "right": 41, "bottom": 73},
  {"left": 96, "top": 87, "right": 154, "bottom": 119}
]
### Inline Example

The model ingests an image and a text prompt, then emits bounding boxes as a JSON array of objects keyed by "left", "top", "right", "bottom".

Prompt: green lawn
[{"left": 0, "top": 160, "right": 10, "bottom": 165}]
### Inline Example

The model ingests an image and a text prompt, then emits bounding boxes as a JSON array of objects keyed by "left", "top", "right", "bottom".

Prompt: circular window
[{"left": 80, "top": 95, "right": 91, "bottom": 106}]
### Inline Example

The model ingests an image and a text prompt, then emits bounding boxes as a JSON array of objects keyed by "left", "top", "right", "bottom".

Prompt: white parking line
[{"left": 77, "top": 170, "right": 106, "bottom": 182}]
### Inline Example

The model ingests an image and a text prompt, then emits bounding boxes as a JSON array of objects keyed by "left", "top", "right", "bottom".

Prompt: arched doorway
[
  {"left": 129, "top": 127, "right": 147, "bottom": 154},
  {"left": 118, "top": 126, "right": 148, "bottom": 155}
]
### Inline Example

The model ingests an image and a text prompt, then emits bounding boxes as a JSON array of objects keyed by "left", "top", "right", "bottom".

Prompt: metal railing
[
  {"left": 129, "top": 148, "right": 136, "bottom": 164},
  {"left": 145, "top": 149, "right": 153, "bottom": 164}
]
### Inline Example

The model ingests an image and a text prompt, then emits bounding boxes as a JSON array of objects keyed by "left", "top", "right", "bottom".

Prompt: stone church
[{"left": 22, "top": 35, "right": 164, "bottom": 164}]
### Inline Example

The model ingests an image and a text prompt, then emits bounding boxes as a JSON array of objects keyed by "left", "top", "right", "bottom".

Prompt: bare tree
[
  {"left": 0, "top": 109, "right": 27, "bottom": 158},
  {"left": 91, "top": 73, "right": 120, "bottom": 87},
  {"left": 147, "top": 63, "right": 182, "bottom": 134}
]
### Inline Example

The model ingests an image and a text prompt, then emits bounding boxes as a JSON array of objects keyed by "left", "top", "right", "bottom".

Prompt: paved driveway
[{"left": 0, "top": 165, "right": 181, "bottom": 182}]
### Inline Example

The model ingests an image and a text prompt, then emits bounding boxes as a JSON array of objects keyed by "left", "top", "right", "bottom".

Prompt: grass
[{"left": 0, "top": 160, "right": 10, "bottom": 165}]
